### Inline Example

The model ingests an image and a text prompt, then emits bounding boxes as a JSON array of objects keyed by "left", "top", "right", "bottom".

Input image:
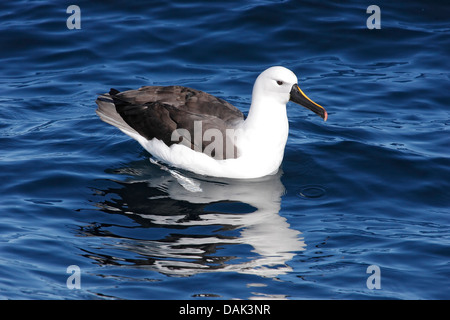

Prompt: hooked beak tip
[{"left": 290, "top": 84, "right": 328, "bottom": 121}]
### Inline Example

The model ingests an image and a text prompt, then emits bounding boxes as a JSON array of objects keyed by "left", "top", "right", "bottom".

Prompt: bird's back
[{"left": 96, "top": 86, "right": 244, "bottom": 160}]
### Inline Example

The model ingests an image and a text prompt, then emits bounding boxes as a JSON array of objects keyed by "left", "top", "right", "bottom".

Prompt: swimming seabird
[{"left": 96, "top": 66, "right": 327, "bottom": 179}]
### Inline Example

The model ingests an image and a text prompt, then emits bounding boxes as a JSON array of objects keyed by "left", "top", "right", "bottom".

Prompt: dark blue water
[{"left": 0, "top": 0, "right": 449, "bottom": 299}]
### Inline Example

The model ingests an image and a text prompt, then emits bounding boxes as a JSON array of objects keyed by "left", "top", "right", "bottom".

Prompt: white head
[
  {"left": 252, "top": 66, "right": 327, "bottom": 121},
  {"left": 253, "top": 66, "right": 298, "bottom": 105}
]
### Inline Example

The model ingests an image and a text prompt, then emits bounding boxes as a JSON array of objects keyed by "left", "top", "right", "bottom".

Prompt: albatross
[{"left": 96, "top": 66, "right": 327, "bottom": 179}]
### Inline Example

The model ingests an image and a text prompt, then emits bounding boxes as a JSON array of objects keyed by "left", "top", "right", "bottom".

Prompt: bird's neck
[
  {"left": 244, "top": 95, "right": 288, "bottom": 133},
  {"left": 240, "top": 97, "right": 289, "bottom": 158}
]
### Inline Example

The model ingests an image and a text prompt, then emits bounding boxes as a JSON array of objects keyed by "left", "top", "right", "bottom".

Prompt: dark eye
[{"left": 276, "top": 80, "right": 283, "bottom": 86}]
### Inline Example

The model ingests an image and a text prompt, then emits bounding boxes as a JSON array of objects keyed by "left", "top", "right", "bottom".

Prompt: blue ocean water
[{"left": 0, "top": 0, "right": 449, "bottom": 299}]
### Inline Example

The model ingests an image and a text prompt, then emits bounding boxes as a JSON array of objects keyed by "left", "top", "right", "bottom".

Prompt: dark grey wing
[{"left": 106, "top": 86, "right": 244, "bottom": 159}]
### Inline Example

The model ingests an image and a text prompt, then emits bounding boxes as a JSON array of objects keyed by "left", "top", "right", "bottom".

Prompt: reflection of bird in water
[{"left": 85, "top": 160, "right": 305, "bottom": 277}]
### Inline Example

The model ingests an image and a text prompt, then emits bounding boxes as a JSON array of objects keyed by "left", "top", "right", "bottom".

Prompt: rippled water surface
[{"left": 0, "top": 0, "right": 449, "bottom": 299}]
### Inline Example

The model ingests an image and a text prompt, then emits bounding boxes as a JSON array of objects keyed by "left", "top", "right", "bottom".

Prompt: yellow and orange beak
[{"left": 290, "top": 84, "right": 327, "bottom": 121}]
